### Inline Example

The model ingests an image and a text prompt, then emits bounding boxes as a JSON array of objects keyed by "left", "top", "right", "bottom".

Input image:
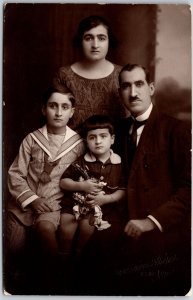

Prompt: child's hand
[
  {"left": 82, "top": 179, "right": 102, "bottom": 194},
  {"left": 30, "top": 198, "right": 53, "bottom": 214},
  {"left": 86, "top": 191, "right": 106, "bottom": 207}
]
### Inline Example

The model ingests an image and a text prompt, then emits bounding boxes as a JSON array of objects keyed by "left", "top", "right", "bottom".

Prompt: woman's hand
[{"left": 30, "top": 198, "right": 52, "bottom": 214}]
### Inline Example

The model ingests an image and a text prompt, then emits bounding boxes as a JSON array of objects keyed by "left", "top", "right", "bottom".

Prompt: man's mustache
[{"left": 130, "top": 96, "right": 139, "bottom": 101}]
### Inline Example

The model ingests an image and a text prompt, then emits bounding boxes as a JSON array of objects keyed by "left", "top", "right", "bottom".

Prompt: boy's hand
[
  {"left": 30, "top": 198, "right": 52, "bottom": 214},
  {"left": 86, "top": 191, "right": 106, "bottom": 207},
  {"left": 82, "top": 179, "right": 102, "bottom": 194}
]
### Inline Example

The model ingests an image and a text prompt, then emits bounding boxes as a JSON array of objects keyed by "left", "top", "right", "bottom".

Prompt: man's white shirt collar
[{"left": 135, "top": 102, "right": 153, "bottom": 122}]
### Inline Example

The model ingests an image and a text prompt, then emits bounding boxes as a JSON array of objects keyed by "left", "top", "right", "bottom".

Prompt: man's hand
[
  {"left": 30, "top": 198, "right": 53, "bottom": 214},
  {"left": 124, "top": 218, "right": 156, "bottom": 239}
]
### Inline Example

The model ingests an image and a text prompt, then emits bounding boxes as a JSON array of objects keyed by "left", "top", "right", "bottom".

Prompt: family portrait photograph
[{"left": 2, "top": 2, "right": 191, "bottom": 297}]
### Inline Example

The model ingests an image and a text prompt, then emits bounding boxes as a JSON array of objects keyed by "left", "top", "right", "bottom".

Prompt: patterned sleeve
[
  {"left": 7, "top": 134, "right": 39, "bottom": 209},
  {"left": 52, "top": 67, "right": 70, "bottom": 92}
]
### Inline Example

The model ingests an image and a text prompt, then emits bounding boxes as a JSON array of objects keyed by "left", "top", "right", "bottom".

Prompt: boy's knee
[
  {"left": 59, "top": 225, "right": 74, "bottom": 239},
  {"left": 35, "top": 220, "right": 56, "bottom": 234}
]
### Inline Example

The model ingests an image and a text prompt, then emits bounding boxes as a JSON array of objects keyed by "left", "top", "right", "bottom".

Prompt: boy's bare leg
[
  {"left": 35, "top": 220, "right": 58, "bottom": 256},
  {"left": 76, "top": 218, "right": 95, "bottom": 258},
  {"left": 59, "top": 213, "right": 78, "bottom": 260}
]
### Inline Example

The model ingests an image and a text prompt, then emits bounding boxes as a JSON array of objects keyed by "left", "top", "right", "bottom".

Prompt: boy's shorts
[{"left": 34, "top": 210, "right": 60, "bottom": 230}]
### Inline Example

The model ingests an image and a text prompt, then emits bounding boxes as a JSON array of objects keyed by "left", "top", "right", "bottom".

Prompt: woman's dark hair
[
  {"left": 73, "top": 15, "right": 117, "bottom": 49},
  {"left": 42, "top": 86, "right": 76, "bottom": 107},
  {"left": 81, "top": 114, "right": 115, "bottom": 139}
]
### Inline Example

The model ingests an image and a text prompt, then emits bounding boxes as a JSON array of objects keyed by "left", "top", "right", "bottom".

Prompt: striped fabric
[{"left": 7, "top": 125, "right": 85, "bottom": 225}]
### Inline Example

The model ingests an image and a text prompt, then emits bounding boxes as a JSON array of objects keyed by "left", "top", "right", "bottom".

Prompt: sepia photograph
[{"left": 3, "top": 3, "right": 191, "bottom": 296}]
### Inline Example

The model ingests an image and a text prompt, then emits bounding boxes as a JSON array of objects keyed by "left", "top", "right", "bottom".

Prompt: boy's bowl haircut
[{"left": 81, "top": 114, "right": 115, "bottom": 139}]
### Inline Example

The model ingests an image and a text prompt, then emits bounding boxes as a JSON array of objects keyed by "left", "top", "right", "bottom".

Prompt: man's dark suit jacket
[
  {"left": 114, "top": 105, "right": 191, "bottom": 241},
  {"left": 77, "top": 106, "right": 191, "bottom": 295}
]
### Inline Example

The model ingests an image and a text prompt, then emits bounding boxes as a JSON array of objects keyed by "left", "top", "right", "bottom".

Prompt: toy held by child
[{"left": 71, "top": 163, "right": 111, "bottom": 230}]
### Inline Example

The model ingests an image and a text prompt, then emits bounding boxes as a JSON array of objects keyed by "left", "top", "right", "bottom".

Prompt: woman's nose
[{"left": 92, "top": 38, "right": 99, "bottom": 48}]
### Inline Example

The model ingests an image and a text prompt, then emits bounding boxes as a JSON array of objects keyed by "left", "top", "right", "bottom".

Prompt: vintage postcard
[{"left": 2, "top": 2, "right": 191, "bottom": 297}]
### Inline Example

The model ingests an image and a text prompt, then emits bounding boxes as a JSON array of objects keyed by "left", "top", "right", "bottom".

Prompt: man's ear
[{"left": 149, "top": 82, "right": 155, "bottom": 96}]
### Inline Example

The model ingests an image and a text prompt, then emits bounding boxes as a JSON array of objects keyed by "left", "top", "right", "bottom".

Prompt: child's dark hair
[
  {"left": 73, "top": 15, "right": 117, "bottom": 49},
  {"left": 42, "top": 86, "right": 76, "bottom": 107},
  {"left": 82, "top": 115, "right": 115, "bottom": 139}
]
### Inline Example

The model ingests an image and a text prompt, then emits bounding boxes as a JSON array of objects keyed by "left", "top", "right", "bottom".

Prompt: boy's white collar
[
  {"left": 84, "top": 149, "right": 121, "bottom": 164},
  {"left": 41, "top": 125, "right": 76, "bottom": 141}
]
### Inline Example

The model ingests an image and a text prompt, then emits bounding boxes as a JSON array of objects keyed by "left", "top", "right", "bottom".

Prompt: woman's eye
[
  {"left": 48, "top": 103, "right": 55, "bottom": 108},
  {"left": 84, "top": 36, "right": 92, "bottom": 41}
]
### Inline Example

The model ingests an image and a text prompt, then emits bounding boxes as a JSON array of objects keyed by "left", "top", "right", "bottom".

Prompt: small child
[
  {"left": 59, "top": 114, "right": 126, "bottom": 259},
  {"left": 7, "top": 86, "right": 85, "bottom": 262}
]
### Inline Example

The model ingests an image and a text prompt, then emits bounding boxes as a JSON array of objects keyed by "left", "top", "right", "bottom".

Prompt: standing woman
[{"left": 53, "top": 15, "right": 125, "bottom": 130}]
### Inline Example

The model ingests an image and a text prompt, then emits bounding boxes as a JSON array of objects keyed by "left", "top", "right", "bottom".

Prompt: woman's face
[{"left": 82, "top": 25, "right": 109, "bottom": 62}]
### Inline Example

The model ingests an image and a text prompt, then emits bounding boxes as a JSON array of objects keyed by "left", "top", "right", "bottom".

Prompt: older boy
[{"left": 6, "top": 86, "right": 85, "bottom": 293}]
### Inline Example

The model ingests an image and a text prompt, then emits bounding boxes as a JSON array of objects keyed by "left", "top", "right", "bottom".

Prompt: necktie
[
  {"left": 130, "top": 119, "right": 147, "bottom": 146},
  {"left": 127, "top": 119, "right": 147, "bottom": 167},
  {"left": 39, "top": 153, "right": 61, "bottom": 183}
]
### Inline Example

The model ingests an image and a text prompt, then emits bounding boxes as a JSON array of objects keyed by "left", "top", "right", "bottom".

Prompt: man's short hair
[{"left": 119, "top": 63, "right": 151, "bottom": 85}]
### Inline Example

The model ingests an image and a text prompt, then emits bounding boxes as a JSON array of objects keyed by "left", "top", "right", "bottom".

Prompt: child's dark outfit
[{"left": 60, "top": 150, "right": 127, "bottom": 226}]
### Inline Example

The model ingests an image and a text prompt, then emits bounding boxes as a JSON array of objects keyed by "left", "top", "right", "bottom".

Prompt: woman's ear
[{"left": 42, "top": 105, "right": 46, "bottom": 116}]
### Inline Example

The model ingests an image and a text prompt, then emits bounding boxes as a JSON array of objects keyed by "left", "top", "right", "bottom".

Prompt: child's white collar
[{"left": 84, "top": 149, "right": 121, "bottom": 164}]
